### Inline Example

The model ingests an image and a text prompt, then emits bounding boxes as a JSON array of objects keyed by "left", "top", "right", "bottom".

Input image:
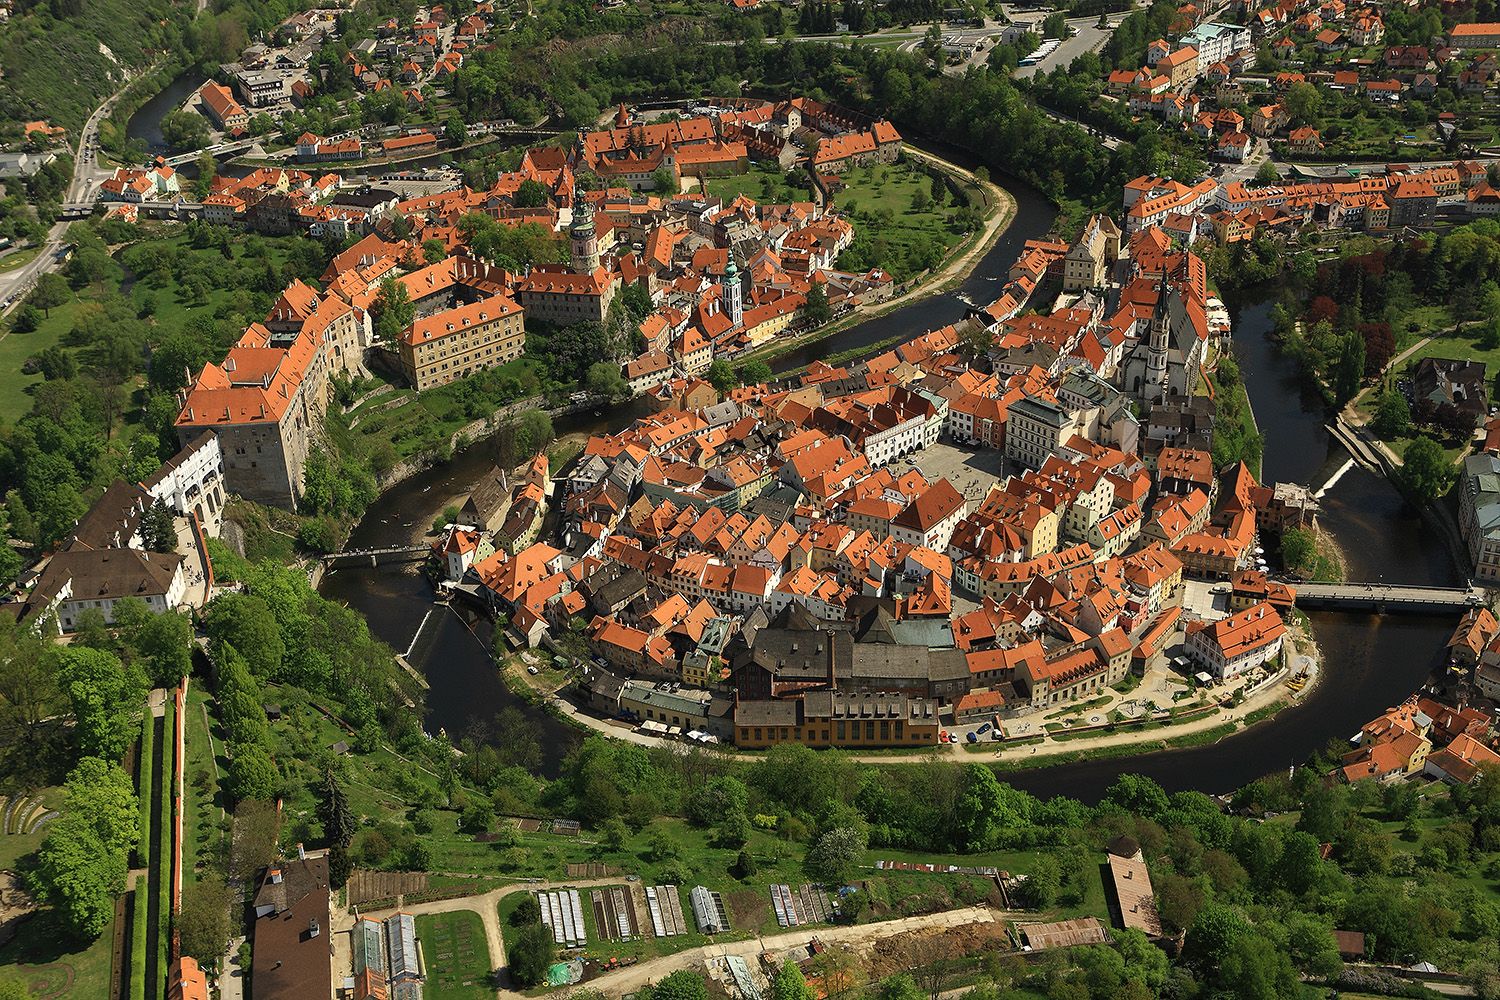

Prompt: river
[
  {"left": 126, "top": 69, "right": 207, "bottom": 154},
  {"left": 318, "top": 183, "right": 1459, "bottom": 800}
]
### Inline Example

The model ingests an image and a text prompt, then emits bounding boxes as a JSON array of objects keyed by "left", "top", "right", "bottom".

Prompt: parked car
[{"left": 966, "top": 731, "right": 978, "bottom": 743}]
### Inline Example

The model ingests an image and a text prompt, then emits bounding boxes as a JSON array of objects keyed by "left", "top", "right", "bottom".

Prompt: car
[
  {"left": 966, "top": 731, "right": 978, "bottom": 743},
  {"left": 939, "top": 730, "right": 950, "bottom": 743},
  {"left": 527, "top": 665, "right": 539, "bottom": 675}
]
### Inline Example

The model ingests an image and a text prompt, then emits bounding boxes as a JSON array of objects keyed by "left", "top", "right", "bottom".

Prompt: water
[
  {"left": 126, "top": 69, "right": 207, "bottom": 153},
  {"left": 318, "top": 187, "right": 1459, "bottom": 801},
  {"left": 770, "top": 178, "right": 1058, "bottom": 373},
  {"left": 999, "top": 292, "right": 1460, "bottom": 801},
  {"left": 319, "top": 400, "right": 656, "bottom": 772}
]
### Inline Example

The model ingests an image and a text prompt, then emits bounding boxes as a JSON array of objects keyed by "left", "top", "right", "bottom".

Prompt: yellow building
[{"left": 398, "top": 295, "right": 525, "bottom": 391}]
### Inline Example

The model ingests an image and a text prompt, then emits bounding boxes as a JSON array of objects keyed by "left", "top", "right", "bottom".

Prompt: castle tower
[
  {"left": 723, "top": 259, "right": 743, "bottom": 329},
  {"left": 570, "top": 199, "right": 600, "bottom": 274}
]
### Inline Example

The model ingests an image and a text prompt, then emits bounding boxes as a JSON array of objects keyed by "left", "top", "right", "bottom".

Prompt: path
[
  {"left": 359, "top": 884, "right": 1005, "bottom": 1000},
  {"left": 356, "top": 876, "right": 624, "bottom": 997}
]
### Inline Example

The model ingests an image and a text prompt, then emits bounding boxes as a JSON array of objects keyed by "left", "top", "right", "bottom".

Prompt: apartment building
[{"left": 398, "top": 295, "right": 525, "bottom": 391}]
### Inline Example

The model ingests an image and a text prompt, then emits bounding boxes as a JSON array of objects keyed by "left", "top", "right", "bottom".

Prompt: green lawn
[
  {"left": 705, "top": 165, "right": 811, "bottom": 206},
  {"left": 416, "top": 911, "right": 495, "bottom": 1000},
  {"left": 182, "top": 685, "right": 226, "bottom": 887},
  {"left": 0, "top": 298, "right": 90, "bottom": 421},
  {"left": 0, "top": 909, "right": 115, "bottom": 1000},
  {"left": 0, "top": 245, "right": 41, "bottom": 272}
]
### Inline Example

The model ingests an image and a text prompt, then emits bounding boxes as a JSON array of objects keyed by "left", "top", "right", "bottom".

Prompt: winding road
[{"left": 0, "top": 65, "right": 150, "bottom": 317}]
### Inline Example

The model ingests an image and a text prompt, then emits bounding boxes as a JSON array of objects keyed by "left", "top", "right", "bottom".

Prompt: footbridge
[
  {"left": 162, "top": 138, "right": 259, "bottom": 167},
  {"left": 1294, "top": 581, "right": 1486, "bottom": 614},
  {"left": 321, "top": 544, "right": 428, "bottom": 569}
]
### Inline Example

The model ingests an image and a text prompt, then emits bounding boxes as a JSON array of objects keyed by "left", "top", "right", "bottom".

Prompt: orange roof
[{"left": 401, "top": 295, "right": 521, "bottom": 346}]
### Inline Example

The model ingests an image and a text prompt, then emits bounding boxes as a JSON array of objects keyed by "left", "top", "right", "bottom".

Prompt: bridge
[
  {"left": 1294, "top": 582, "right": 1486, "bottom": 614},
  {"left": 163, "top": 138, "right": 259, "bottom": 168},
  {"left": 321, "top": 544, "right": 429, "bottom": 569}
]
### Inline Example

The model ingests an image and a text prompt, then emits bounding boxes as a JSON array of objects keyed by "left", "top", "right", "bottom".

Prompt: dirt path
[{"left": 359, "top": 885, "right": 1008, "bottom": 999}]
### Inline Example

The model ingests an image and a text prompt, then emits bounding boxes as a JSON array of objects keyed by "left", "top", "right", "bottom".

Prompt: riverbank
[
  {"left": 735, "top": 143, "right": 1017, "bottom": 374},
  {"left": 502, "top": 618, "right": 1325, "bottom": 772}
]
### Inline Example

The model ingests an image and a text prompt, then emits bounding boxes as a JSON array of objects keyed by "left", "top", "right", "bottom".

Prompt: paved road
[{"left": 0, "top": 67, "right": 146, "bottom": 317}]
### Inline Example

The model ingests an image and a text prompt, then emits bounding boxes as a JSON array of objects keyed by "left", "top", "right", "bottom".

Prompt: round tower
[
  {"left": 570, "top": 200, "right": 600, "bottom": 274},
  {"left": 723, "top": 258, "right": 743, "bottom": 329}
]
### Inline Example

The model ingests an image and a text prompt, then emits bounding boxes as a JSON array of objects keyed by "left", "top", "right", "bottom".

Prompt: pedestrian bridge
[
  {"left": 1294, "top": 581, "right": 1486, "bottom": 614},
  {"left": 321, "top": 545, "right": 428, "bottom": 569}
]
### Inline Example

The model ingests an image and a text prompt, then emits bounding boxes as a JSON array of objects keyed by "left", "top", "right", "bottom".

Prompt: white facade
[{"left": 142, "top": 433, "right": 227, "bottom": 537}]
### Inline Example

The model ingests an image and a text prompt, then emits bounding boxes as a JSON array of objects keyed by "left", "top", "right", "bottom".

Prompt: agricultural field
[{"left": 416, "top": 911, "right": 495, "bottom": 1000}]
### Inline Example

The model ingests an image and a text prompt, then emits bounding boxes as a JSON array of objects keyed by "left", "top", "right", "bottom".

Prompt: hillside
[{"left": 0, "top": 0, "right": 187, "bottom": 135}]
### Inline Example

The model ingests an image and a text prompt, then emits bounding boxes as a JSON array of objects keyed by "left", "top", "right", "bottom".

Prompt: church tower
[
  {"left": 570, "top": 200, "right": 600, "bottom": 274},
  {"left": 1145, "top": 278, "right": 1171, "bottom": 399},
  {"left": 723, "top": 259, "right": 743, "bottom": 328}
]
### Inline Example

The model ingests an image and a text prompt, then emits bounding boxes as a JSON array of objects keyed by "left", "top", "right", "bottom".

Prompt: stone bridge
[{"left": 1294, "top": 581, "right": 1486, "bottom": 614}]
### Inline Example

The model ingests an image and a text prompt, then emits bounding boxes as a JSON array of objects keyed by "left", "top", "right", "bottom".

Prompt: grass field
[
  {"left": 0, "top": 246, "right": 41, "bottom": 272},
  {"left": 0, "top": 297, "right": 88, "bottom": 421},
  {"left": 182, "top": 684, "right": 226, "bottom": 888},
  {"left": 416, "top": 911, "right": 495, "bottom": 999},
  {"left": 0, "top": 909, "right": 115, "bottom": 1000},
  {"left": 707, "top": 158, "right": 973, "bottom": 281}
]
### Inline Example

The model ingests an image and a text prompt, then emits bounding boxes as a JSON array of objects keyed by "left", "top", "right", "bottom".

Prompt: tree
[
  {"left": 804, "top": 284, "right": 832, "bottom": 324},
  {"left": 1255, "top": 160, "right": 1280, "bottom": 185},
  {"left": 1372, "top": 388, "right": 1411, "bottom": 438},
  {"left": 31, "top": 812, "right": 126, "bottom": 939},
  {"left": 225, "top": 742, "right": 279, "bottom": 803},
  {"left": 705, "top": 359, "right": 738, "bottom": 394},
  {"left": 1184, "top": 903, "right": 1248, "bottom": 971},
  {"left": 954, "top": 764, "right": 1030, "bottom": 851},
  {"left": 30, "top": 273, "right": 69, "bottom": 317},
  {"left": 687, "top": 776, "right": 749, "bottom": 827},
  {"left": 509, "top": 409, "right": 554, "bottom": 462},
  {"left": 63, "top": 757, "right": 138, "bottom": 857},
  {"left": 1399, "top": 435, "right": 1456, "bottom": 506},
  {"left": 508, "top": 922, "right": 556, "bottom": 986},
  {"left": 1284, "top": 82, "right": 1323, "bottom": 127},
  {"left": 55, "top": 646, "right": 146, "bottom": 761},
  {"left": 1104, "top": 774, "right": 1169, "bottom": 820},
  {"left": 773, "top": 960, "right": 815, "bottom": 1000},
  {"left": 1018, "top": 856, "right": 1060, "bottom": 908},
  {"left": 160, "top": 110, "right": 210, "bottom": 151},
  {"left": 806, "top": 826, "right": 866, "bottom": 885},
  {"left": 422, "top": 238, "right": 448, "bottom": 264},
  {"left": 11, "top": 305, "right": 41, "bottom": 332},
  {"left": 653, "top": 167, "right": 678, "bottom": 195},
  {"left": 585, "top": 361, "right": 626, "bottom": 399},
  {"left": 317, "top": 765, "right": 356, "bottom": 854},
  {"left": 445, "top": 113, "right": 468, "bottom": 146},
  {"left": 178, "top": 879, "right": 232, "bottom": 965},
  {"left": 1333, "top": 328, "right": 1365, "bottom": 406},
  {"left": 1114, "top": 928, "right": 1169, "bottom": 989},
  {"left": 370, "top": 277, "right": 415, "bottom": 343},
  {"left": 514, "top": 179, "right": 549, "bottom": 208},
  {"left": 1281, "top": 527, "right": 1316, "bottom": 574},
  {"left": 649, "top": 970, "right": 710, "bottom": 1000},
  {"left": 140, "top": 500, "right": 176, "bottom": 553},
  {"left": 739, "top": 359, "right": 773, "bottom": 385},
  {"left": 205, "top": 594, "right": 285, "bottom": 681}
]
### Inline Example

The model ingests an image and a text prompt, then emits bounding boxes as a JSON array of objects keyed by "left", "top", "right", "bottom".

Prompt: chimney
[{"left": 308, "top": 918, "right": 321, "bottom": 938}]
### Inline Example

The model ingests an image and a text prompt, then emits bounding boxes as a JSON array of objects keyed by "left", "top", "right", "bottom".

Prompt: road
[
  {"left": 357, "top": 883, "right": 1006, "bottom": 1000},
  {"left": 0, "top": 66, "right": 145, "bottom": 318}
]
